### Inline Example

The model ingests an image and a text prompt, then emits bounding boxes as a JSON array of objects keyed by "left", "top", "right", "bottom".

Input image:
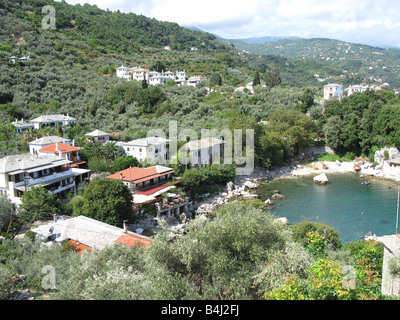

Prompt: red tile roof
[
  {"left": 39, "top": 142, "right": 81, "bottom": 154},
  {"left": 134, "top": 184, "right": 171, "bottom": 196},
  {"left": 66, "top": 239, "right": 92, "bottom": 256},
  {"left": 69, "top": 160, "right": 86, "bottom": 168},
  {"left": 115, "top": 234, "right": 152, "bottom": 248},
  {"left": 106, "top": 166, "right": 174, "bottom": 184}
]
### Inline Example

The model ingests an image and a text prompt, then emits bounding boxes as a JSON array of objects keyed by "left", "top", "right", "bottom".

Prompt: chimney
[
  {"left": 123, "top": 220, "right": 128, "bottom": 233},
  {"left": 120, "top": 173, "right": 123, "bottom": 180},
  {"left": 53, "top": 214, "right": 57, "bottom": 223},
  {"left": 56, "top": 143, "right": 59, "bottom": 151}
]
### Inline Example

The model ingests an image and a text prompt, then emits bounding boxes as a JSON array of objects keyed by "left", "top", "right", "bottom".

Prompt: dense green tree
[
  {"left": 265, "top": 65, "right": 281, "bottom": 88},
  {"left": 145, "top": 201, "right": 311, "bottom": 299},
  {"left": 268, "top": 110, "right": 317, "bottom": 155},
  {"left": 253, "top": 71, "right": 261, "bottom": 86},
  {"left": 322, "top": 116, "right": 343, "bottom": 151},
  {"left": 290, "top": 220, "right": 342, "bottom": 249},
  {"left": 373, "top": 104, "right": 400, "bottom": 148},
  {"left": 0, "top": 196, "right": 16, "bottom": 234},
  {"left": 113, "top": 155, "right": 140, "bottom": 172},
  {"left": 258, "top": 130, "right": 286, "bottom": 167},
  {"left": 298, "top": 88, "right": 315, "bottom": 113},
  {"left": 18, "top": 186, "right": 62, "bottom": 235},
  {"left": 72, "top": 179, "right": 133, "bottom": 225},
  {"left": 340, "top": 113, "right": 361, "bottom": 153},
  {"left": 136, "top": 86, "right": 166, "bottom": 114}
]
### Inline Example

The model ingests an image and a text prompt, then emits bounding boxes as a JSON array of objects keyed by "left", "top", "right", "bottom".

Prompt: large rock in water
[
  {"left": 276, "top": 217, "right": 289, "bottom": 225},
  {"left": 242, "top": 193, "right": 259, "bottom": 200},
  {"left": 272, "top": 193, "right": 286, "bottom": 199},
  {"left": 313, "top": 173, "right": 328, "bottom": 184}
]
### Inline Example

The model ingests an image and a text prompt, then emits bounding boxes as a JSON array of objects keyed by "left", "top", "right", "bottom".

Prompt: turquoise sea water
[{"left": 257, "top": 173, "right": 399, "bottom": 243}]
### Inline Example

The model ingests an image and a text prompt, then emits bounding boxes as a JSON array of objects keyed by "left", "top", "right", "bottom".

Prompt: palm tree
[
  {"left": 84, "top": 141, "right": 103, "bottom": 160},
  {"left": 21, "top": 128, "right": 38, "bottom": 144},
  {"left": 101, "top": 141, "right": 118, "bottom": 161}
]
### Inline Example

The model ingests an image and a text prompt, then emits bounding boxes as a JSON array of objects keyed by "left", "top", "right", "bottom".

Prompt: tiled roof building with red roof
[
  {"left": 106, "top": 165, "right": 175, "bottom": 205},
  {"left": 106, "top": 165, "right": 174, "bottom": 191},
  {"left": 38, "top": 142, "right": 86, "bottom": 168}
]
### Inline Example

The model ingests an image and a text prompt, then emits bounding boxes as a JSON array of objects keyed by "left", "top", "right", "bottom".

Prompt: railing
[{"left": 13, "top": 168, "right": 73, "bottom": 187}]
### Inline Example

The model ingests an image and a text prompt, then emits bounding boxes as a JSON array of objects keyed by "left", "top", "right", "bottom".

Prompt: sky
[{"left": 62, "top": 0, "right": 400, "bottom": 48}]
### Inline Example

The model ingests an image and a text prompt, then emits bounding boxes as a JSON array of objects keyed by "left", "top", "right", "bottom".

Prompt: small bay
[{"left": 257, "top": 173, "right": 399, "bottom": 243}]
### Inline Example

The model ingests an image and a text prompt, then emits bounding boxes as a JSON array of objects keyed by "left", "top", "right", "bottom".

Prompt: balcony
[{"left": 13, "top": 168, "right": 72, "bottom": 188}]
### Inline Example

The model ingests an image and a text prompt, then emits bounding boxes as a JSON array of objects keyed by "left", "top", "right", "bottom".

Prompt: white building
[
  {"left": 347, "top": 84, "right": 369, "bottom": 96},
  {"left": 115, "top": 65, "right": 200, "bottom": 87},
  {"left": 115, "top": 65, "right": 131, "bottom": 80},
  {"left": 176, "top": 70, "right": 187, "bottom": 80},
  {"left": 148, "top": 75, "right": 170, "bottom": 86},
  {"left": 129, "top": 66, "right": 149, "bottom": 81},
  {"left": 176, "top": 76, "right": 202, "bottom": 87},
  {"left": 31, "top": 215, "right": 152, "bottom": 252},
  {"left": 29, "top": 136, "right": 71, "bottom": 155},
  {"left": 11, "top": 119, "right": 34, "bottom": 133},
  {"left": 29, "top": 114, "right": 76, "bottom": 129},
  {"left": 0, "top": 153, "right": 77, "bottom": 205},
  {"left": 181, "top": 137, "right": 225, "bottom": 168},
  {"left": 84, "top": 129, "right": 110, "bottom": 144},
  {"left": 122, "top": 136, "right": 171, "bottom": 163},
  {"left": 116, "top": 65, "right": 149, "bottom": 81},
  {"left": 163, "top": 70, "right": 175, "bottom": 80},
  {"left": 324, "top": 83, "right": 343, "bottom": 100}
]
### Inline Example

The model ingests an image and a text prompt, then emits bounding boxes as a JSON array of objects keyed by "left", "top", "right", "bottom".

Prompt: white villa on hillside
[
  {"left": 29, "top": 114, "right": 76, "bottom": 129},
  {"left": 122, "top": 136, "right": 171, "bottom": 163},
  {"left": 115, "top": 65, "right": 131, "bottom": 80},
  {"left": 84, "top": 130, "right": 110, "bottom": 144},
  {"left": 130, "top": 66, "right": 149, "bottom": 81},
  {"left": 29, "top": 136, "right": 71, "bottom": 155},
  {"left": 0, "top": 153, "right": 77, "bottom": 205},
  {"left": 176, "top": 76, "right": 202, "bottom": 87},
  {"left": 116, "top": 65, "right": 200, "bottom": 87},
  {"left": 11, "top": 119, "right": 34, "bottom": 133},
  {"left": 181, "top": 137, "right": 225, "bottom": 167},
  {"left": 346, "top": 84, "right": 370, "bottom": 96},
  {"left": 324, "top": 83, "right": 343, "bottom": 100}
]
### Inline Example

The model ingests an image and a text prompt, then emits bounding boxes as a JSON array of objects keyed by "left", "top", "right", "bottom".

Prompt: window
[
  {"left": 139, "top": 148, "right": 142, "bottom": 152},
  {"left": 127, "top": 147, "right": 130, "bottom": 151}
]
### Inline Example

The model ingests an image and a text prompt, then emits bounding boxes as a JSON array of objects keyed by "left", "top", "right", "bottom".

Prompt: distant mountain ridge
[
  {"left": 219, "top": 36, "right": 400, "bottom": 88},
  {"left": 185, "top": 27, "right": 301, "bottom": 44},
  {"left": 218, "top": 35, "right": 301, "bottom": 44}
]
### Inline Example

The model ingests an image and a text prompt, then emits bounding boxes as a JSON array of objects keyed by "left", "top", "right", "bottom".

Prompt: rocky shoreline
[
  {"left": 194, "top": 158, "right": 400, "bottom": 217},
  {"left": 134, "top": 152, "right": 400, "bottom": 236}
]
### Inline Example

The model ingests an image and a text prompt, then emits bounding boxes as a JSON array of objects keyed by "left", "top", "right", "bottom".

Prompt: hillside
[
  {"left": 225, "top": 37, "right": 400, "bottom": 88},
  {"left": 0, "top": 0, "right": 326, "bottom": 157}
]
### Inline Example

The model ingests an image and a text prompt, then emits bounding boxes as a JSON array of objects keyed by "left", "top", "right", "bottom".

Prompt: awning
[{"left": 25, "top": 161, "right": 71, "bottom": 173}]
